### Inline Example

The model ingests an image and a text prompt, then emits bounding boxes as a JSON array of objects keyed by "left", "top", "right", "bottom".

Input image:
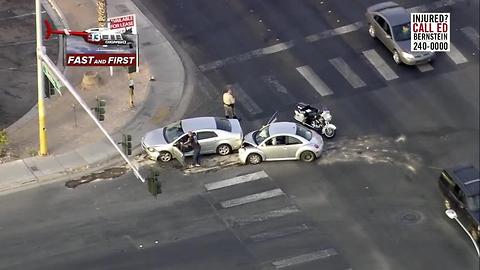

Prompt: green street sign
[{"left": 42, "top": 63, "right": 64, "bottom": 95}]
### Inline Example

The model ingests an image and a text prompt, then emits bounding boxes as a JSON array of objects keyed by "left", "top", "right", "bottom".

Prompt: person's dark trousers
[{"left": 193, "top": 148, "right": 201, "bottom": 165}]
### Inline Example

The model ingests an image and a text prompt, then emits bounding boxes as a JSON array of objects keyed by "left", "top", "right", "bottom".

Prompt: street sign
[
  {"left": 108, "top": 14, "right": 137, "bottom": 34},
  {"left": 41, "top": 63, "right": 64, "bottom": 95}
]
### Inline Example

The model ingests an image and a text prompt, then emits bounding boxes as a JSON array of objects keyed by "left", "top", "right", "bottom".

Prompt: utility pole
[
  {"left": 97, "top": 0, "right": 107, "bottom": 28},
  {"left": 36, "top": 0, "right": 48, "bottom": 155}
]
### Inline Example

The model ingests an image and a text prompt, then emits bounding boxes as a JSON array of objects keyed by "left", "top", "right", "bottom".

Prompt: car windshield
[
  {"left": 163, "top": 121, "right": 184, "bottom": 143},
  {"left": 296, "top": 124, "right": 312, "bottom": 141},
  {"left": 466, "top": 195, "right": 480, "bottom": 211},
  {"left": 392, "top": 22, "right": 411, "bottom": 41},
  {"left": 253, "top": 126, "right": 270, "bottom": 145}
]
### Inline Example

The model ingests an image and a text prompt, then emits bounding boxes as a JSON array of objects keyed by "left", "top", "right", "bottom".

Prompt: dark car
[
  {"left": 439, "top": 165, "right": 480, "bottom": 242},
  {"left": 365, "top": 1, "right": 435, "bottom": 65}
]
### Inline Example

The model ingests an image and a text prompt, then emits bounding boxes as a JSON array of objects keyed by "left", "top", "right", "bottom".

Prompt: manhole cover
[{"left": 399, "top": 211, "right": 423, "bottom": 225}]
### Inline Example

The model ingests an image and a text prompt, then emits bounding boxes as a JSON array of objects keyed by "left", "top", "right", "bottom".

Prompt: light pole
[
  {"left": 445, "top": 209, "right": 480, "bottom": 257},
  {"left": 36, "top": 0, "right": 48, "bottom": 155}
]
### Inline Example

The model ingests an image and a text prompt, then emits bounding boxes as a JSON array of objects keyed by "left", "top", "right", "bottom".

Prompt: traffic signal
[
  {"left": 147, "top": 171, "right": 161, "bottom": 197},
  {"left": 44, "top": 75, "right": 55, "bottom": 98},
  {"left": 122, "top": 134, "right": 132, "bottom": 155},
  {"left": 94, "top": 98, "right": 106, "bottom": 121}
]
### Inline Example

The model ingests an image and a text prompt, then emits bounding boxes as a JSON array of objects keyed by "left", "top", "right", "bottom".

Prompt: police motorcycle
[{"left": 293, "top": 102, "right": 336, "bottom": 138}]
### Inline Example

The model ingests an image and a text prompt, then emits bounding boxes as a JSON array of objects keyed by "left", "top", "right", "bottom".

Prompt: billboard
[{"left": 44, "top": 14, "right": 139, "bottom": 67}]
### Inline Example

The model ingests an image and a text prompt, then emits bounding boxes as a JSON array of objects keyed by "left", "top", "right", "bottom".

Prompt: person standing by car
[
  {"left": 223, "top": 87, "right": 236, "bottom": 119},
  {"left": 184, "top": 131, "right": 201, "bottom": 167}
]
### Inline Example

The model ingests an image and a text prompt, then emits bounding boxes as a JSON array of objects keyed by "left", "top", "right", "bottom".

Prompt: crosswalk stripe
[
  {"left": 329, "top": 57, "right": 367, "bottom": 88},
  {"left": 272, "top": 248, "right": 339, "bottom": 269},
  {"left": 225, "top": 206, "right": 300, "bottom": 226},
  {"left": 250, "top": 224, "right": 309, "bottom": 242},
  {"left": 205, "top": 171, "right": 268, "bottom": 191},
  {"left": 460, "top": 26, "right": 479, "bottom": 50},
  {"left": 229, "top": 83, "right": 262, "bottom": 114},
  {"left": 446, "top": 43, "right": 468, "bottom": 64},
  {"left": 296, "top": 65, "right": 333, "bottom": 96},
  {"left": 261, "top": 75, "right": 289, "bottom": 94},
  {"left": 220, "top": 188, "right": 284, "bottom": 208},
  {"left": 416, "top": 63, "right": 434, "bottom": 72},
  {"left": 362, "top": 49, "right": 399, "bottom": 81}
]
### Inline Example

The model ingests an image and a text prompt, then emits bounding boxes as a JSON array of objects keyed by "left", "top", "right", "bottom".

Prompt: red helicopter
[{"left": 44, "top": 20, "right": 134, "bottom": 47}]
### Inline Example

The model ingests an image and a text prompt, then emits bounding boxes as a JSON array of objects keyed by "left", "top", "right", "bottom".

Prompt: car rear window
[
  {"left": 215, "top": 118, "right": 232, "bottom": 132},
  {"left": 296, "top": 124, "right": 312, "bottom": 140}
]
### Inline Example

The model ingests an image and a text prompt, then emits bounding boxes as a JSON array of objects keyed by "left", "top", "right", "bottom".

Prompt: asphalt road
[
  {"left": 0, "top": 0, "right": 58, "bottom": 129},
  {"left": 0, "top": 0, "right": 478, "bottom": 269}
]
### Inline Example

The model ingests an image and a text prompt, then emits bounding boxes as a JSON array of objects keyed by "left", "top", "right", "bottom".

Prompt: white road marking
[
  {"left": 261, "top": 75, "right": 289, "bottom": 94},
  {"left": 204, "top": 171, "right": 268, "bottom": 191},
  {"left": 446, "top": 43, "right": 468, "bottom": 64},
  {"left": 197, "top": 0, "right": 461, "bottom": 71},
  {"left": 250, "top": 224, "right": 309, "bottom": 242},
  {"left": 272, "top": 248, "right": 339, "bottom": 269},
  {"left": 416, "top": 63, "right": 434, "bottom": 72},
  {"left": 198, "top": 41, "right": 294, "bottom": 71},
  {"left": 220, "top": 188, "right": 284, "bottom": 208},
  {"left": 329, "top": 57, "right": 366, "bottom": 88},
  {"left": 0, "top": 11, "right": 46, "bottom": 21},
  {"left": 225, "top": 206, "right": 300, "bottom": 226},
  {"left": 305, "top": 22, "right": 364, "bottom": 42},
  {"left": 461, "top": 26, "right": 479, "bottom": 50},
  {"left": 362, "top": 49, "right": 399, "bottom": 81},
  {"left": 296, "top": 65, "right": 333, "bottom": 96},
  {"left": 229, "top": 83, "right": 262, "bottom": 115}
]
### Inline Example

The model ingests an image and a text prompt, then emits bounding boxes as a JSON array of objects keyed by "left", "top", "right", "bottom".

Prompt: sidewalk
[{"left": 0, "top": 0, "right": 188, "bottom": 193}]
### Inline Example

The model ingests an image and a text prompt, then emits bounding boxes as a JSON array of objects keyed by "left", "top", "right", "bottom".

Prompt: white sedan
[{"left": 239, "top": 122, "right": 323, "bottom": 164}]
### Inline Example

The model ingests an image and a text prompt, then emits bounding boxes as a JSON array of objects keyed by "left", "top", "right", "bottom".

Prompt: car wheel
[
  {"left": 158, "top": 151, "right": 172, "bottom": 162},
  {"left": 247, "top": 153, "right": 262, "bottom": 165},
  {"left": 300, "top": 151, "right": 316, "bottom": 162},
  {"left": 393, "top": 50, "right": 402, "bottom": 65},
  {"left": 368, "top": 24, "right": 376, "bottom": 38},
  {"left": 216, "top": 144, "right": 232, "bottom": 156}
]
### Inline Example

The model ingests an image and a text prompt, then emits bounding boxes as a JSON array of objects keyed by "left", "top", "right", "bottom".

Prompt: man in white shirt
[{"left": 222, "top": 87, "right": 236, "bottom": 119}]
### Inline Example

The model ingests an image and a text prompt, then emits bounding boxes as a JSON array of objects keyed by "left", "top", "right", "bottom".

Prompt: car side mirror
[
  {"left": 445, "top": 209, "right": 457, "bottom": 219},
  {"left": 386, "top": 34, "right": 392, "bottom": 39}
]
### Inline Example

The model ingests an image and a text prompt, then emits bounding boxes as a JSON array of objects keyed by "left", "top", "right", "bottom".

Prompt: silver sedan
[
  {"left": 142, "top": 117, "right": 243, "bottom": 162},
  {"left": 239, "top": 122, "right": 323, "bottom": 164},
  {"left": 366, "top": 1, "right": 435, "bottom": 65}
]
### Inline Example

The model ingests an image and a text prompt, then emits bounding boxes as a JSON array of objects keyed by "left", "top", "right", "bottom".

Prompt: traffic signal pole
[
  {"left": 36, "top": 0, "right": 48, "bottom": 155},
  {"left": 38, "top": 51, "right": 146, "bottom": 183}
]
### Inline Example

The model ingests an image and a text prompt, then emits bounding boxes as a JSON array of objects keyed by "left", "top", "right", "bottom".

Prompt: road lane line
[
  {"left": 205, "top": 171, "right": 268, "bottom": 191},
  {"left": 416, "top": 63, "right": 434, "bottom": 72},
  {"left": 272, "top": 248, "right": 339, "bottom": 269},
  {"left": 229, "top": 83, "right": 262, "bottom": 115},
  {"left": 225, "top": 206, "right": 300, "bottom": 226},
  {"left": 362, "top": 49, "right": 399, "bottom": 81},
  {"left": 250, "top": 224, "right": 309, "bottom": 242},
  {"left": 305, "top": 22, "right": 364, "bottom": 42},
  {"left": 261, "top": 75, "right": 289, "bottom": 94},
  {"left": 446, "top": 43, "right": 468, "bottom": 64},
  {"left": 0, "top": 11, "right": 46, "bottom": 21},
  {"left": 296, "top": 65, "right": 333, "bottom": 96},
  {"left": 329, "top": 57, "right": 366, "bottom": 88},
  {"left": 461, "top": 26, "right": 479, "bottom": 50},
  {"left": 220, "top": 188, "right": 284, "bottom": 208}
]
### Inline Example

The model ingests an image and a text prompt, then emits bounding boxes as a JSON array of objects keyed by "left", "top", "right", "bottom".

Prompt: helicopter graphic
[{"left": 44, "top": 20, "right": 134, "bottom": 47}]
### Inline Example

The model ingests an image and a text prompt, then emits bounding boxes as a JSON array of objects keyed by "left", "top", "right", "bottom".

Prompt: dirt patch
[
  {"left": 318, "top": 134, "right": 421, "bottom": 172},
  {"left": 65, "top": 166, "right": 129, "bottom": 188}
]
